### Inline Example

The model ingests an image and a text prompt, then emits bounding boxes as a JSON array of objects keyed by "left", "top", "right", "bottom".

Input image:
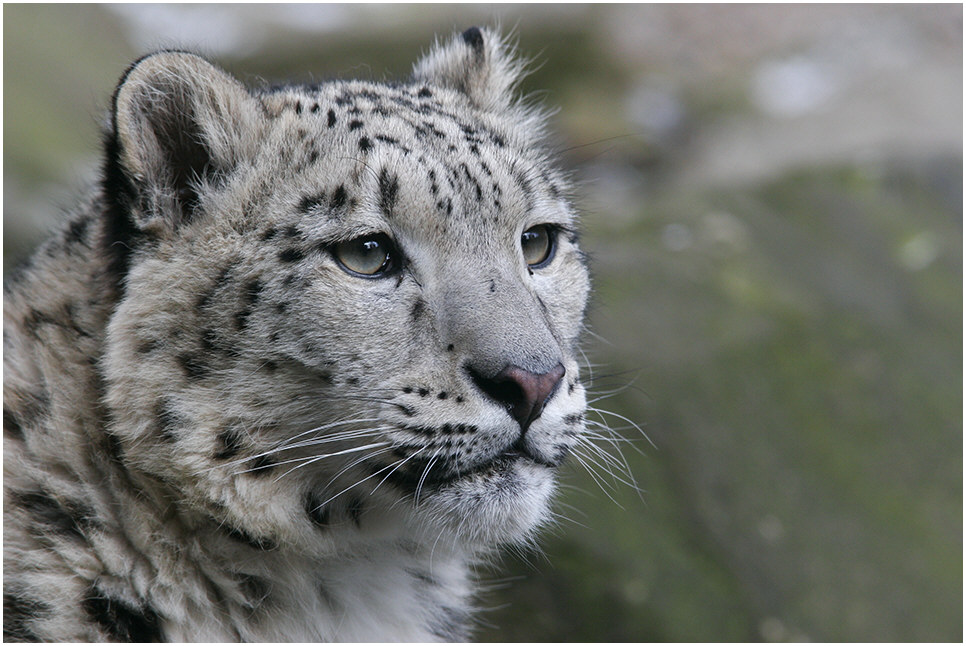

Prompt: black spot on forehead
[
  {"left": 358, "top": 137, "right": 372, "bottom": 152},
  {"left": 278, "top": 248, "right": 305, "bottom": 263},
  {"left": 330, "top": 185, "right": 348, "bottom": 210},
  {"left": 299, "top": 191, "right": 325, "bottom": 213},
  {"left": 327, "top": 109, "right": 337, "bottom": 128},
  {"left": 378, "top": 168, "right": 399, "bottom": 216},
  {"left": 459, "top": 163, "right": 484, "bottom": 201}
]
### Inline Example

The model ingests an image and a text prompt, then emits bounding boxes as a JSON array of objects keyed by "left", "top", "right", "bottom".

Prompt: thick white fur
[{"left": 3, "top": 27, "right": 590, "bottom": 641}]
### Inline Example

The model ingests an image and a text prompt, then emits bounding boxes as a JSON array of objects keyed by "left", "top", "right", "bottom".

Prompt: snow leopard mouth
[{"left": 376, "top": 443, "right": 556, "bottom": 495}]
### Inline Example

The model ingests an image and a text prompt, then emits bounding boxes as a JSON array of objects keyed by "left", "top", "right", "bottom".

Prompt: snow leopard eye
[
  {"left": 334, "top": 233, "right": 400, "bottom": 277},
  {"left": 521, "top": 224, "right": 557, "bottom": 269}
]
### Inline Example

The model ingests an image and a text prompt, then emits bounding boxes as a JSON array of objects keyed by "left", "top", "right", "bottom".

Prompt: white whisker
[
  {"left": 268, "top": 441, "right": 392, "bottom": 481},
  {"left": 313, "top": 448, "right": 403, "bottom": 509},
  {"left": 586, "top": 405, "right": 654, "bottom": 448},
  {"left": 569, "top": 446, "right": 625, "bottom": 509},
  {"left": 370, "top": 447, "right": 427, "bottom": 496},
  {"left": 414, "top": 450, "right": 442, "bottom": 507}
]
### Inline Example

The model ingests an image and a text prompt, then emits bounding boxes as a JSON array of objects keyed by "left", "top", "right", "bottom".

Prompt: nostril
[
  {"left": 469, "top": 368, "right": 523, "bottom": 411},
  {"left": 467, "top": 362, "right": 565, "bottom": 431}
]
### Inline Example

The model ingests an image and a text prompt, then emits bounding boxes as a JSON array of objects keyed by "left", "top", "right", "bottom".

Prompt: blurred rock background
[{"left": 4, "top": 4, "right": 961, "bottom": 641}]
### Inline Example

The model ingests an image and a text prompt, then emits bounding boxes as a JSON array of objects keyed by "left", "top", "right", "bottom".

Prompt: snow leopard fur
[{"left": 3, "top": 27, "right": 590, "bottom": 641}]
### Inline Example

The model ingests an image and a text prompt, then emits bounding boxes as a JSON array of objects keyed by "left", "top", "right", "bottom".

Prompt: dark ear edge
[
  {"left": 412, "top": 26, "right": 527, "bottom": 113},
  {"left": 101, "top": 51, "right": 194, "bottom": 292},
  {"left": 111, "top": 51, "right": 257, "bottom": 226},
  {"left": 100, "top": 51, "right": 261, "bottom": 293}
]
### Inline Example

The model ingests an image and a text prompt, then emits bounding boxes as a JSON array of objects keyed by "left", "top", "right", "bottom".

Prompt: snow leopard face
[{"left": 102, "top": 28, "right": 590, "bottom": 552}]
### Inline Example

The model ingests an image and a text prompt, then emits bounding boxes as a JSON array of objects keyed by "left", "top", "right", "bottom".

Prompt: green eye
[
  {"left": 333, "top": 233, "right": 399, "bottom": 277},
  {"left": 521, "top": 225, "right": 556, "bottom": 268}
]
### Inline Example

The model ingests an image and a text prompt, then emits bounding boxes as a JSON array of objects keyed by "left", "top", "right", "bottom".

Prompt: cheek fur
[{"left": 5, "top": 28, "right": 596, "bottom": 643}]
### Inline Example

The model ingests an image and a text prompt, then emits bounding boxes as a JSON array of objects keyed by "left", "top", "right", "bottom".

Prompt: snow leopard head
[{"left": 102, "top": 27, "right": 590, "bottom": 553}]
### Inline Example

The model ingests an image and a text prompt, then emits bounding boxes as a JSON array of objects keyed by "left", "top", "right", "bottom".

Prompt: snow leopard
[{"left": 3, "top": 27, "right": 591, "bottom": 641}]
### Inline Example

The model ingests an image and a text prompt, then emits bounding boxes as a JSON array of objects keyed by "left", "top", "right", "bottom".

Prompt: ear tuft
[
  {"left": 110, "top": 51, "right": 262, "bottom": 231},
  {"left": 412, "top": 27, "right": 527, "bottom": 113}
]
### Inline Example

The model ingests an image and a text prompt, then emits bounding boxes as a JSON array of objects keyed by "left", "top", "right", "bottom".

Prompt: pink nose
[{"left": 472, "top": 363, "right": 566, "bottom": 431}]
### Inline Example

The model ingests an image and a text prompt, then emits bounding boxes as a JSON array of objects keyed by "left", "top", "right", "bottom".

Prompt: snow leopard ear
[
  {"left": 109, "top": 51, "right": 263, "bottom": 232},
  {"left": 412, "top": 27, "right": 526, "bottom": 113}
]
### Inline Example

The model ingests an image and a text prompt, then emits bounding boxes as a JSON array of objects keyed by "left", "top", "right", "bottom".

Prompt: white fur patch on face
[
  {"left": 4, "top": 26, "right": 594, "bottom": 643},
  {"left": 413, "top": 458, "right": 557, "bottom": 545}
]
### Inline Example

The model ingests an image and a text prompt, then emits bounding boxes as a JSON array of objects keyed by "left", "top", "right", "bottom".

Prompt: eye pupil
[
  {"left": 521, "top": 225, "right": 555, "bottom": 268},
  {"left": 334, "top": 234, "right": 398, "bottom": 277}
]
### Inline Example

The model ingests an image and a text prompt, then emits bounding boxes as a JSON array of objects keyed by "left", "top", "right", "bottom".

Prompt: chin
[{"left": 413, "top": 457, "right": 558, "bottom": 547}]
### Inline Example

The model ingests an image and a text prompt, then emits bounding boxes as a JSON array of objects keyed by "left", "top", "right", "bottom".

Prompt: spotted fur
[{"left": 3, "top": 27, "right": 590, "bottom": 641}]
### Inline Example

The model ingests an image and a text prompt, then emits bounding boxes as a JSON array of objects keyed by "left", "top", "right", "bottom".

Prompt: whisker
[
  {"left": 575, "top": 436, "right": 627, "bottom": 473},
  {"left": 569, "top": 446, "right": 625, "bottom": 509},
  {"left": 268, "top": 441, "right": 392, "bottom": 482},
  {"left": 270, "top": 417, "right": 385, "bottom": 448},
  {"left": 574, "top": 438, "right": 643, "bottom": 496},
  {"left": 586, "top": 405, "right": 655, "bottom": 449},
  {"left": 313, "top": 447, "right": 404, "bottom": 509},
  {"left": 321, "top": 445, "right": 395, "bottom": 491},
  {"left": 414, "top": 451, "right": 442, "bottom": 507},
  {"left": 579, "top": 323, "right": 614, "bottom": 347},
  {"left": 269, "top": 427, "right": 392, "bottom": 455},
  {"left": 370, "top": 447, "right": 427, "bottom": 496},
  {"left": 582, "top": 426, "right": 644, "bottom": 443},
  {"left": 202, "top": 422, "right": 388, "bottom": 475}
]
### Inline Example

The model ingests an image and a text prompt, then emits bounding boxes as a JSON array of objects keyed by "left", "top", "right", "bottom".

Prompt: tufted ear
[
  {"left": 412, "top": 27, "right": 527, "bottom": 113},
  {"left": 109, "top": 51, "right": 263, "bottom": 232}
]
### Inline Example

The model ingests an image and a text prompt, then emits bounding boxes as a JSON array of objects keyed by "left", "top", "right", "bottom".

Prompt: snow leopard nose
[{"left": 469, "top": 363, "right": 565, "bottom": 431}]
